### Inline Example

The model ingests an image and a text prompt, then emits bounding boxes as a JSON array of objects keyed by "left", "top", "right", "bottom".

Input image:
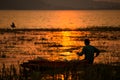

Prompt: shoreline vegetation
[
  {"left": 0, "top": 26, "right": 120, "bottom": 32},
  {"left": 0, "top": 63, "right": 120, "bottom": 80}
]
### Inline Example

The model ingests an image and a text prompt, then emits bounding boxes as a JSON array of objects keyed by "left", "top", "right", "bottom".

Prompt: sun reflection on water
[
  {"left": 0, "top": 29, "right": 119, "bottom": 64},
  {"left": 52, "top": 31, "right": 89, "bottom": 61},
  {"left": 61, "top": 31, "right": 72, "bottom": 46}
]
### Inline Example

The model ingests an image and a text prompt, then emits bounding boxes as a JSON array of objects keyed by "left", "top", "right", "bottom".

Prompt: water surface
[
  {"left": 0, "top": 29, "right": 120, "bottom": 65},
  {"left": 0, "top": 10, "right": 120, "bottom": 29}
]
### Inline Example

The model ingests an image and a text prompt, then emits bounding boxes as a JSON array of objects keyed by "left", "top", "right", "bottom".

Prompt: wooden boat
[
  {"left": 20, "top": 58, "right": 89, "bottom": 72},
  {"left": 20, "top": 58, "right": 91, "bottom": 79}
]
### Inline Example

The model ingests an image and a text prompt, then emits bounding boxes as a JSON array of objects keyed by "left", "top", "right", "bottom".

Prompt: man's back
[
  {"left": 82, "top": 45, "right": 100, "bottom": 64},
  {"left": 77, "top": 39, "right": 100, "bottom": 64}
]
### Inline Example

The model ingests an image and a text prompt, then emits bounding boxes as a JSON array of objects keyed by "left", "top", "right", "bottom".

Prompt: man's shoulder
[
  {"left": 85, "top": 45, "right": 93, "bottom": 48},
  {"left": 84, "top": 45, "right": 96, "bottom": 49}
]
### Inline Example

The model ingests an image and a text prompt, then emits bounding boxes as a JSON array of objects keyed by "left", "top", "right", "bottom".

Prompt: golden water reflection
[
  {"left": 0, "top": 30, "right": 120, "bottom": 64},
  {"left": 61, "top": 31, "right": 73, "bottom": 46},
  {"left": 49, "top": 31, "right": 91, "bottom": 61}
]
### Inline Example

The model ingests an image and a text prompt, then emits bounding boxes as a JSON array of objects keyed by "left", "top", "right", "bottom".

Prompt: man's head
[{"left": 84, "top": 39, "right": 90, "bottom": 45}]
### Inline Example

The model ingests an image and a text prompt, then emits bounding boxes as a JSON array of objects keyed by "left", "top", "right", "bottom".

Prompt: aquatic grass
[
  {"left": 21, "top": 59, "right": 120, "bottom": 80},
  {"left": 0, "top": 63, "right": 25, "bottom": 80},
  {"left": 82, "top": 64, "right": 113, "bottom": 80},
  {"left": 0, "top": 62, "right": 120, "bottom": 80}
]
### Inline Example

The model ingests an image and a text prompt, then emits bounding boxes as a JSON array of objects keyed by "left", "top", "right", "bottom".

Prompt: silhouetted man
[{"left": 77, "top": 39, "right": 100, "bottom": 64}]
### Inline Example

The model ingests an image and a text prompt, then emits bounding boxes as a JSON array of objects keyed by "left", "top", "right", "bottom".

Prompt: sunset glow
[
  {"left": 0, "top": 0, "right": 120, "bottom": 79},
  {"left": 51, "top": 10, "right": 79, "bottom": 29}
]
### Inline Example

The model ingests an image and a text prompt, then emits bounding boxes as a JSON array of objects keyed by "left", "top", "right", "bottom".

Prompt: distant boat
[{"left": 11, "top": 22, "right": 16, "bottom": 29}]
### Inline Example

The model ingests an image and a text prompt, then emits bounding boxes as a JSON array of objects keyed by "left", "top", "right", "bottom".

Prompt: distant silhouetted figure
[
  {"left": 11, "top": 22, "right": 16, "bottom": 29},
  {"left": 77, "top": 39, "right": 100, "bottom": 64}
]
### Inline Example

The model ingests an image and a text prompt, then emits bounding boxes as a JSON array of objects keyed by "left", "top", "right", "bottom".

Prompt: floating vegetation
[
  {"left": 77, "top": 26, "right": 120, "bottom": 31},
  {"left": 48, "top": 43, "right": 63, "bottom": 47},
  {"left": 0, "top": 26, "right": 120, "bottom": 32},
  {"left": 0, "top": 54, "right": 7, "bottom": 58}
]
